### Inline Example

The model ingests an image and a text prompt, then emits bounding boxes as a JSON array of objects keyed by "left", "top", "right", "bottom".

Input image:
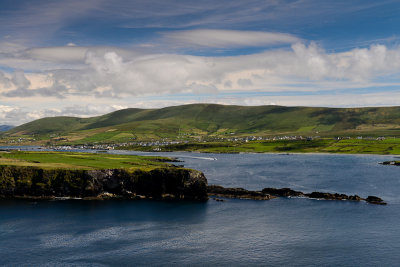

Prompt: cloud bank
[
  {"left": 1, "top": 42, "right": 400, "bottom": 100},
  {"left": 0, "top": 104, "right": 126, "bottom": 126},
  {"left": 162, "top": 29, "right": 300, "bottom": 48}
]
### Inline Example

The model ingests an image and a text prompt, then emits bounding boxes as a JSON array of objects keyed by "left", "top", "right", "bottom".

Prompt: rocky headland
[{"left": 0, "top": 165, "right": 208, "bottom": 201}]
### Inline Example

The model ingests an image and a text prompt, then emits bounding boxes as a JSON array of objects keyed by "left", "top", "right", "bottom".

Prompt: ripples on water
[{"left": 1, "top": 148, "right": 399, "bottom": 266}]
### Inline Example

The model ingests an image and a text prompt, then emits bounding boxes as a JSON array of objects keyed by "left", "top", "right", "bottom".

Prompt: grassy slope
[
  {"left": 128, "top": 138, "right": 400, "bottom": 155},
  {"left": 0, "top": 151, "right": 171, "bottom": 171},
  {"left": 4, "top": 104, "right": 400, "bottom": 144}
]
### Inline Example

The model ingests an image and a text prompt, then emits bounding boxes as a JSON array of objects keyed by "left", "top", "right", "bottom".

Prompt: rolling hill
[
  {"left": 4, "top": 104, "right": 400, "bottom": 144},
  {"left": 0, "top": 125, "right": 14, "bottom": 132}
]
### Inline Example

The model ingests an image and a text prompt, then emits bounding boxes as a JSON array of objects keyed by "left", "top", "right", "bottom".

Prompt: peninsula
[{"left": 0, "top": 151, "right": 208, "bottom": 201}]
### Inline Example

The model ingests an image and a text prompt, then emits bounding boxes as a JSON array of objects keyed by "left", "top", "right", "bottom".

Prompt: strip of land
[
  {"left": 0, "top": 151, "right": 208, "bottom": 201},
  {"left": 124, "top": 138, "right": 400, "bottom": 154}
]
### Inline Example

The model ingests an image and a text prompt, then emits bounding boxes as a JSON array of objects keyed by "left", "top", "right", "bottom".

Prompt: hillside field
[{"left": 2, "top": 104, "right": 400, "bottom": 146}]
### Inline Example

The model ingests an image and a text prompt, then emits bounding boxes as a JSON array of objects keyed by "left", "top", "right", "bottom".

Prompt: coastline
[
  {"left": 0, "top": 145, "right": 400, "bottom": 157},
  {"left": 129, "top": 149, "right": 400, "bottom": 157},
  {"left": 0, "top": 149, "right": 393, "bottom": 205},
  {"left": 0, "top": 164, "right": 209, "bottom": 201}
]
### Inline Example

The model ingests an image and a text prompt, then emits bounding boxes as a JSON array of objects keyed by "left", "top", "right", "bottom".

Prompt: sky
[{"left": 1, "top": 0, "right": 400, "bottom": 125}]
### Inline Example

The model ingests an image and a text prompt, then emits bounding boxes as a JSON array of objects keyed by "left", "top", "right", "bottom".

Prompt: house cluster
[
  {"left": 47, "top": 140, "right": 190, "bottom": 150},
  {"left": 1, "top": 134, "right": 394, "bottom": 148},
  {"left": 2, "top": 137, "right": 36, "bottom": 144},
  {"left": 214, "top": 135, "right": 315, "bottom": 142},
  {"left": 357, "top": 136, "right": 386, "bottom": 141}
]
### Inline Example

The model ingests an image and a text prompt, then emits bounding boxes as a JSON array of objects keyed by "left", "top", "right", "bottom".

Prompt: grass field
[
  {"left": 128, "top": 138, "right": 400, "bottom": 155},
  {"left": 0, "top": 151, "right": 172, "bottom": 171}
]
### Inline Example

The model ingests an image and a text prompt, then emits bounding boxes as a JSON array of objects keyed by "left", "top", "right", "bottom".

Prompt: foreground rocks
[
  {"left": 208, "top": 185, "right": 387, "bottom": 205},
  {"left": 0, "top": 166, "right": 208, "bottom": 201}
]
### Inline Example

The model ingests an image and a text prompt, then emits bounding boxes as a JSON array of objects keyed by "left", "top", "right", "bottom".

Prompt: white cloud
[
  {"left": 24, "top": 46, "right": 89, "bottom": 63},
  {"left": 0, "top": 71, "right": 11, "bottom": 88},
  {"left": 0, "top": 104, "right": 128, "bottom": 126},
  {"left": 0, "top": 41, "right": 26, "bottom": 53},
  {"left": 0, "top": 42, "right": 143, "bottom": 71},
  {"left": 126, "top": 91, "right": 400, "bottom": 109},
  {"left": 162, "top": 29, "right": 300, "bottom": 48},
  {"left": 11, "top": 70, "right": 31, "bottom": 90},
  {"left": 22, "top": 46, "right": 140, "bottom": 65},
  {"left": 211, "top": 92, "right": 400, "bottom": 108},
  {"left": 0, "top": 105, "right": 32, "bottom": 125},
  {"left": 1, "top": 42, "right": 400, "bottom": 102}
]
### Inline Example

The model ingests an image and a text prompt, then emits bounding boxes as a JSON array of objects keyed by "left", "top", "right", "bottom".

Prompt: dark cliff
[{"left": 0, "top": 166, "right": 208, "bottom": 200}]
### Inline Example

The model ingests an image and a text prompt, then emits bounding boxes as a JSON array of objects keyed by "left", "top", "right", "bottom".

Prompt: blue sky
[{"left": 1, "top": 0, "right": 400, "bottom": 125}]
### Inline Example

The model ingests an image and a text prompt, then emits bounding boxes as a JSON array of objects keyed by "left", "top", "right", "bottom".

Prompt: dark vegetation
[{"left": 0, "top": 165, "right": 208, "bottom": 200}]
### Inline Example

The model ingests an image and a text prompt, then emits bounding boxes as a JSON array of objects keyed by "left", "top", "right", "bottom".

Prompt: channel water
[{"left": 1, "top": 148, "right": 399, "bottom": 266}]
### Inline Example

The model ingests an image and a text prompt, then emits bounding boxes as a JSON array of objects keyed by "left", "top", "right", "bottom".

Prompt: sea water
[{"left": 1, "top": 151, "right": 400, "bottom": 266}]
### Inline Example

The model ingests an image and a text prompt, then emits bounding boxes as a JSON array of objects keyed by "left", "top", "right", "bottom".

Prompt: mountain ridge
[
  {"left": 5, "top": 104, "right": 400, "bottom": 143},
  {"left": 0, "top": 125, "right": 14, "bottom": 132}
]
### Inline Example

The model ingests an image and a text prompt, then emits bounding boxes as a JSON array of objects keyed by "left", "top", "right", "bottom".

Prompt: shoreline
[
  {"left": 0, "top": 145, "right": 400, "bottom": 157},
  {"left": 0, "top": 185, "right": 388, "bottom": 205},
  {"left": 122, "top": 149, "right": 400, "bottom": 158}
]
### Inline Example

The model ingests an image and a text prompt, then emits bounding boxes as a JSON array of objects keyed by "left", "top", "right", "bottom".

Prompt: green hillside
[{"left": 4, "top": 104, "right": 400, "bottom": 144}]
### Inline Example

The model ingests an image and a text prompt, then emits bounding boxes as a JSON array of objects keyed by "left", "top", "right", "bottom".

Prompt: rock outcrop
[
  {"left": 365, "top": 195, "right": 386, "bottom": 205},
  {"left": 262, "top": 187, "right": 385, "bottom": 205},
  {"left": 0, "top": 166, "right": 208, "bottom": 201},
  {"left": 207, "top": 184, "right": 387, "bottom": 205},
  {"left": 305, "top": 191, "right": 362, "bottom": 201},
  {"left": 262, "top": 187, "right": 303, "bottom": 197},
  {"left": 380, "top": 161, "right": 400, "bottom": 166},
  {"left": 207, "top": 185, "right": 275, "bottom": 200}
]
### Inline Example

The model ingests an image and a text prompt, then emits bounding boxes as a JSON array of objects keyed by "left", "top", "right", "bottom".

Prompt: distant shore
[
  {"left": 112, "top": 138, "right": 400, "bottom": 155},
  {"left": 2, "top": 143, "right": 400, "bottom": 157}
]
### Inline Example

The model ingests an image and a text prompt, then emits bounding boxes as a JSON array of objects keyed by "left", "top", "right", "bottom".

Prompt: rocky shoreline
[
  {"left": 207, "top": 185, "right": 275, "bottom": 200},
  {"left": 0, "top": 165, "right": 387, "bottom": 205},
  {"left": 208, "top": 185, "right": 387, "bottom": 205},
  {"left": 0, "top": 165, "right": 208, "bottom": 201}
]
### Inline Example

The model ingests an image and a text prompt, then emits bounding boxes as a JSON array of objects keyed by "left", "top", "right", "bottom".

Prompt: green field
[
  {"left": 2, "top": 104, "right": 400, "bottom": 146},
  {"left": 128, "top": 138, "right": 400, "bottom": 155},
  {"left": 0, "top": 151, "right": 172, "bottom": 171}
]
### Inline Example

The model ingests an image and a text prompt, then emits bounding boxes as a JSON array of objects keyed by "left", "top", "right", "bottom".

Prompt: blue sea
[{"left": 1, "top": 149, "right": 400, "bottom": 266}]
